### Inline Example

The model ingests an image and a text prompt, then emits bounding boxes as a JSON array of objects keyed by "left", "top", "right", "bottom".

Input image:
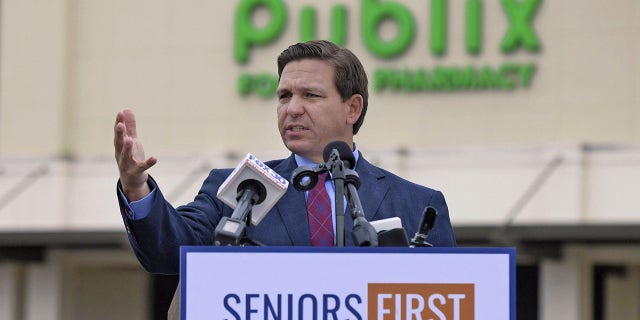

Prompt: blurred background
[{"left": 0, "top": 0, "right": 639, "bottom": 319}]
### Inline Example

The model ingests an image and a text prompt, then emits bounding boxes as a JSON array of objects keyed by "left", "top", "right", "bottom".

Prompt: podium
[{"left": 170, "top": 246, "right": 515, "bottom": 319}]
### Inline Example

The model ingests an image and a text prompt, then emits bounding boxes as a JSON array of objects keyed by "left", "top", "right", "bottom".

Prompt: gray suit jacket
[{"left": 118, "top": 154, "right": 456, "bottom": 274}]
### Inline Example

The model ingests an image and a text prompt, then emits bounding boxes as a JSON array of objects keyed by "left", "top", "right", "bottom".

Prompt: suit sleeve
[
  {"left": 425, "top": 190, "right": 457, "bottom": 247},
  {"left": 117, "top": 171, "right": 231, "bottom": 274}
]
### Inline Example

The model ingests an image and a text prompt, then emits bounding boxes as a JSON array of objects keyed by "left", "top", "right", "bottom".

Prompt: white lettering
[
  {"left": 447, "top": 294, "right": 465, "bottom": 320},
  {"left": 377, "top": 294, "right": 393, "bottom": 320},
  {"left": 427, "top": 294, "right": 446, "bottom": 320},
  {"left": 406, "top": 293, "right": 424, "bottom": 320}
]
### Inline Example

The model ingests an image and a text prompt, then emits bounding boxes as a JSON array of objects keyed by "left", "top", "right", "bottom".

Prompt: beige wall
[
  {"left": 0, "top": 0, "right": 68, "bottom": 156},
  {"left": 1, "top": 0, "right": 639, "bottom": 158},
  {"left": 1, "top": 0, "right": 639, "bottom": 228},
  {"left": 1, "top": 4, "right": 639, "bottom": 319}
]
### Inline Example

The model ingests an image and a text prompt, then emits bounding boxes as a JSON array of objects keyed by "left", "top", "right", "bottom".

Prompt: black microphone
[
  {"left": 231, "top": 179, "right": 267, "bottom": 220},
  {"left": 410, "top": 207, "right": 438, "bottom": 247},
  {"left": 214, "top": 180, "right": 266, "bottom": 246},
  {"left": 323, "top": 140, "right": 355, "bottom": 169},
  {"left": 324, "top": 141, "right": 378, "bottom": 247}
]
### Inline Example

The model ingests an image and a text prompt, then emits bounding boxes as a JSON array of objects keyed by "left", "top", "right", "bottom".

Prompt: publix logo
[{"left": 234, "top": 0, "right": 542, "bottom": 97}]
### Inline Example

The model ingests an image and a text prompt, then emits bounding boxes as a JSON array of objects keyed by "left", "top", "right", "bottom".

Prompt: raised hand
[{"left": 114, "top": 109, "right": 157, "bottom": 201}]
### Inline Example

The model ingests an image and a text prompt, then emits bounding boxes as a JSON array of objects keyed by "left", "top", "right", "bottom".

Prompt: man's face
[{"left": 277, "top": 59, "right": 362, "bottom": 163}]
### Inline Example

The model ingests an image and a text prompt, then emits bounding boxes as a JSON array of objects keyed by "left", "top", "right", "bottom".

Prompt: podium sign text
[{"left": 180, "top": 247, "right": 515, "bottom": 319}]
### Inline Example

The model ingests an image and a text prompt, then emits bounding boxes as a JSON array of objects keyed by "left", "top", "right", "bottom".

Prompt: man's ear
[{"left": 345, "top": 94, "right": 364, "bottom": 125}]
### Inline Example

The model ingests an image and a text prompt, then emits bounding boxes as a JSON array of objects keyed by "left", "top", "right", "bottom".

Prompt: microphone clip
[
  {"left": 213, "top": 216, "right": 248, "bottom": 246},
  {"left": 291, "top": 164, "right": 328, "bottom": 191}
]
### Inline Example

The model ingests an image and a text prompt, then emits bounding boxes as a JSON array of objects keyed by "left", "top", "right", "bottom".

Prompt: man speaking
[{"left": 114, "top": 40, "right": 456, "bottom": 275}]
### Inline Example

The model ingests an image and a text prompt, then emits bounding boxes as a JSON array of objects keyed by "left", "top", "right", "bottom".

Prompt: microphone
[
  {"left": 324, "top": 141, "right": 378, "bottom": 247},
  {"left": 410, "top": 207, "right": 438, "bottom": 247},
  {"left": 214, "top": 153, "right": 289, "bottom": 246},
  {"left": 371, "top": 217, "right": 410, "bottom": 247},
  {"left": 323, "top": 140, "right": 355, "bottom": 169}
]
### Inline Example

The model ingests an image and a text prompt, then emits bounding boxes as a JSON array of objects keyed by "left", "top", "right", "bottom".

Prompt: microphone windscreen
[
  {"left": 418, "top": 207, "right": 438, "bottom": 235},
  {"left": 322, "top": 141, "right": 355, "bottom": 169},
  {"left": 236, "top": 179, "right": 267, "bottom": 204},
  {"left": 217, "top": 153, "right": 289, "bottom": 225}
]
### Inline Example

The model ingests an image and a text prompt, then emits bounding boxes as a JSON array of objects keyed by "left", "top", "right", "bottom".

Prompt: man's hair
[{"left": 277, "top": 40, "right": 369, "bottom": 135}]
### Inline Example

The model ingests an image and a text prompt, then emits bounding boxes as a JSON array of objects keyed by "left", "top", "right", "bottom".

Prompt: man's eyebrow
[
  {"left": 299, "top": 85, "right": 325, "bottom": 93},
  {"left": 276, "top": 84, "right": 326, "bottom": 95},
  {"left": 276, "top": 88, "right": 291, "bottom": 97}
]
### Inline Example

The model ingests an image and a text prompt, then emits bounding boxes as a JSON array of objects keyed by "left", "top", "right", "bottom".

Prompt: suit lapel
[
  {"left": 272, "top": 155, "right": 311, "bottom": 245},
  {"left": 354, "top": 156, "right": 388, "bottom": 222},
  {"left": 343, "top": 155, "right": 388, "bottom": 245}
]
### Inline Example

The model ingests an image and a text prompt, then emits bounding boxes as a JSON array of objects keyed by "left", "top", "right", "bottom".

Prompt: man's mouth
[{"left": 287, "top": 125, "right": 307, "bottom": 131}]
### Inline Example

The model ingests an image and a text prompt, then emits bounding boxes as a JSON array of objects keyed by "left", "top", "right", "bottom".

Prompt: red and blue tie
[{"left": 307, "top": 172, "right": 334, "bottom": 246}]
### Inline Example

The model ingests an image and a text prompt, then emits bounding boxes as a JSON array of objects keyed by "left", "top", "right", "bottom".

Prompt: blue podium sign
[{"left": 180, "top": 247, "right": 515, "bottom": 320}]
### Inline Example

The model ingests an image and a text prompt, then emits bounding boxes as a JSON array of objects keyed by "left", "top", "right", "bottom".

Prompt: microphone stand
[
  {"left": 236, "top": 209, "right": 266, "bottom": 247},
  {"left": 344, "top": 169, "right": 378, "bottom": 247},
  {"left": 292, "top": 145, "right": 377, "bottom": 247},
  {"left": 325, "top": 149, "right": 346, "bottom": 247}
]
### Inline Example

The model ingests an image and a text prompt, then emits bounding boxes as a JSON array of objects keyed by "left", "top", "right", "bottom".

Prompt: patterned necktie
[{"left": 307, "top": 172, "right": 334, "bottom": 246}]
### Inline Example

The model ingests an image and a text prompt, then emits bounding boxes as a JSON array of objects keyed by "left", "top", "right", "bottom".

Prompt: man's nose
[{"left": 287, "top": 96, "right": 305, "bottom": 117}]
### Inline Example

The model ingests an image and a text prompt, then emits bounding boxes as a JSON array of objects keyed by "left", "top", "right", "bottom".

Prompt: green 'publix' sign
[{"left": 234, "top": 0, "right": 542, "bottom": 98}]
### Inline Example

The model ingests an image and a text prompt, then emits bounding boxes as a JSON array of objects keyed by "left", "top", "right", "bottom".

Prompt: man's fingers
[
  {"left": 121, "top": 136, "right": 136, "bottom": 162},
  {"left": 119, "top": 137, "right": 155, "bottom": 171},
  {"left": 127, "top": 157, "right": 156, "bottom": 176},
  {"left": 114, "top": 122, "right": 126, "bottom": 152},
  {"left": 116, "top": 136, "right": 134, "bottom": 169},
  {"left": 141, "top": 156, "right": 158, "bottom": 171},
  {"left": 114, "top": 109, "right": 154, "bottom": 196},
  {"left": 122, "top": 108, "right": 138, "bottom": 138},
  {"left": 114, "top": 110, "right": 124, "bottom": 128}
]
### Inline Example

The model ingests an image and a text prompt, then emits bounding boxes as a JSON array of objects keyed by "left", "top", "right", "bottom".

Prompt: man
[{"left": 114, "top": 40, "right": 456, "bottom": 275}]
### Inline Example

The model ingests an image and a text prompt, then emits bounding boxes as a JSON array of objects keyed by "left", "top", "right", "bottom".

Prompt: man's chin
[{"left": 285, "top": 142, "right": 319, "bottom": 161}]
